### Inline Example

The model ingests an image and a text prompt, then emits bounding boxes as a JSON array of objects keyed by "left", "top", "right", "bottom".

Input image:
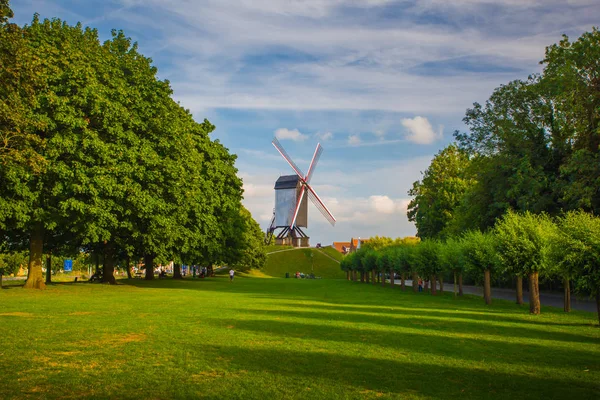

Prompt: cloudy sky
[{"left": 12, "top": 0, "right": 599, "bottom": 245}]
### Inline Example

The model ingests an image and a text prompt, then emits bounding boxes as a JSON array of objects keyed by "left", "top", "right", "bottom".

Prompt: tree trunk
[
  {"left": 144, "top": 254, "right": 154, "bottom": 280},
  {"left": 431, "top": 274, "right": 437, "bottom": 295},
  {"left": 596, "top": 293, "right": 600, "bottom": 326},
  {"left": 346, "top": 270, "right": 350, "bottom": 280},
  {"left": 173, "top": 263, "right": 183, "bottom": 279},
  {"left": 360, "top": 271, "right": 364, "bottom": 283},
  {"left": 412, "top": 271, "right": 418, "bottom": 293},
  {"left": 45, "top": 251, "right": 52, "bottom": 284},
  {"left": 24, "top": 223, "right": 45, "bottom": 289},
  {"left": 95, "top": 252, "right": 100, "bottom": 274},
  {"left": 400, "top": 272, "right": 405, "bottom": 291},
  {"left": 438, "top": 276, "right": 444, "bottom": 293},
  {"left": 424, "top": 280, "right": 429, "bottom": 291},
  {"left": 563, "top": 277, "right": 571, "bottom": 312},
  {"left": 483, "top": 268, "right": 492, "bottom": 305},
  {"left": 458, "top": 273, "right": 463, "bottom": 296},
  {"left": 453, "top": 271, "right": 457, "bottom": 298},
  {"left": 516, "top": 276, "right": 523, "bottom": 305},
  {"left": 0, "top": 272, "right": 3, "bottom": 288},
  {"left": 102, "top": 242, "right": 117, "bottom": 285},
  {"left": 372, "top": 269, "right": 376, "bottom": 285},
  {"left": 528, "top": 271, "right": 540, "bottom": 314},
  {"left": 390, "top": 269, "right": 394, "bottom": 287},
  {"left": 381, "top": 271, "right": 385, "bottom": 287},
  {"left": 125, "top": 255, "right": 132, "bottom": 279}
]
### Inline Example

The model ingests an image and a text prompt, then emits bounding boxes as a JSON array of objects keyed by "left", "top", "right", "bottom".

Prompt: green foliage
[
  {"left": 230, "top": 207, "right": 266, "bottom": 272},
  {"left": 494, "top": 211, "right": 555, "bottom": 276},
  {"left": 412, "top": 239, "right": 444, "bottom": 279},
  {"left": 554, "top": 211, "right": 600, "bottom": 296},
  {"left": 390, "top": 244, "right": 416, "bottom": 275},
  {"left": 0, "top": 250, "right": 26, "bottom": 277},
  {"left": 407, "top": 144, "right": 472, "bottom": 238},
  {"left": 438, "top": 238, "right": 464, "bottom": 273},
  {"left": 461, "top": 230, "right": 498, "bottom": 276},
  {"left": 375, "top": 247, "right": 393, "bottom": 272},
  {"left": 0, "top": 13, "right": 246, "bottom": 278}
]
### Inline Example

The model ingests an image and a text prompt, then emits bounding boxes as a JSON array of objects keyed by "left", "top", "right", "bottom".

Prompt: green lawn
[
  {"left": 1, "top": 277, "right": 599, "bottom": 399},
  {"left": 263, "top": 248, "right": 344, "bottom": 278}
]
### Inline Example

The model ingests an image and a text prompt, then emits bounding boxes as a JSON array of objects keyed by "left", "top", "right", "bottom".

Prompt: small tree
[
  {"left": 546, "top": 220, "right": 577, "bottom": 312},
  {"left": 376, "top": 247, "right": 394, "bottom": 287},
  {"left": 494, "top": 211, "right": 554, "bottom": 314},
  {"left": 362, "top": 250, "right": 378, "bottom": 285},
  {"left": 392, "top": 245, "right": 412, "bottom": 291},
  {"left": 462, "top": 230, "right": 498, "bottom": 305},
  {"left": 413, "top": 240, "right": 444, "bottom": 295},
  {"left": 439, "top": 238, "right": 464, "bottom": 297},
  {"left": 555, "top": 211, "right": 600, "bottom": 325}
]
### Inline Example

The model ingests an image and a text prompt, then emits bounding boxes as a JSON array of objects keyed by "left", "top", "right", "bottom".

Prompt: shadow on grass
[
  {"left": 267, "top": 301, "right": 598, "bottom": 328},
  {"left": 204, "top": 344, "right": 600, "bottom": 399},
  {"left": 233, "top": 307, "right": 599, "bottom": 345},
  {"left": 119, "top": 278, "right": 598, "bottom": 325},
  {"left": 201, "top": 315, "right": 599, "bottom": 372}
]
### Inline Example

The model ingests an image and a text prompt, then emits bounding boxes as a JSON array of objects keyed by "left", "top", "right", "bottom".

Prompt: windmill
[{"left": 266, "top": 138, "right": 336, "bottom": 247}]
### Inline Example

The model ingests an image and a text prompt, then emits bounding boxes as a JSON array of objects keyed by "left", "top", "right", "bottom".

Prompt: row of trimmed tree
[
  {"left": 0, "top": 2, "right": 265, "bottom": 288},
  {"left": 341, "top": 210, "right": 600, "bottom": 325}
]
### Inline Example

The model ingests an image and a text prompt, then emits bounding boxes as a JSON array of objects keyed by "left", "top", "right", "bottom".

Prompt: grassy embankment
[
  {"left": 263, "top": 246, "right": 344, "bottom": 278},
  {"left": 1, "top": 277, "right": 599, "bottom": 399}
]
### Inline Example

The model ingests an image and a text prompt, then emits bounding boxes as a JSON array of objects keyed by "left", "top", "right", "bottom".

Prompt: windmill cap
[{"left": 274, "top": 175, "right": 301, "bottom": 189}]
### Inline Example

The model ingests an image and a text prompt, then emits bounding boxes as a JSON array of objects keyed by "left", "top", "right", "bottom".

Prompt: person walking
[
  {"left": 229, "top": 269, "right": 235, "bottom": 282},
  {"left": 418, "top": 278, "right": 423, "bottom": 292}
]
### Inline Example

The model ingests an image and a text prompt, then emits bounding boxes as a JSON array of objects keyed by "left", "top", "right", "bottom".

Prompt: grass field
[
  {"left": 263, "top": 248, "right": 344, "bottom": 279},
  {"left": 1, "top": 277, "right": 599, "bottom": 399}
]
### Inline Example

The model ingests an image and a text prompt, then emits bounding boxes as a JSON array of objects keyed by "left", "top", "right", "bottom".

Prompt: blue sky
[{"left": 12, "top": 0, "right": 599, "bottom": 245}]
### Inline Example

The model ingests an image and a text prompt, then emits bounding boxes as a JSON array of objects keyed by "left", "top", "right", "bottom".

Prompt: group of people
[{"left": 192, "top": 266, "right": 208, "bottom": 278}]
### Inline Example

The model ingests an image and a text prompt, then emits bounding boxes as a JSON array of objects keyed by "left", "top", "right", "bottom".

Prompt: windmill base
[{"left": 273, "top": 226, "right": 310, "bottom": 248}]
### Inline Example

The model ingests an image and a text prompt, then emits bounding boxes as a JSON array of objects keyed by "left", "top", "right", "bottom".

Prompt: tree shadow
[
  {"left": 268, "top": 301, "right": 598, "bottom": 328},
  {"left": 199, "top": 344, "right": 599, "bottom": 399}
]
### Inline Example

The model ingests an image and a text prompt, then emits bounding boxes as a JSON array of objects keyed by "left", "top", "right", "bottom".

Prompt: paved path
[
  {"left": 266, "top": 248, "right": 304, "bottom": 255},
  {"left": 392, "top": 279, "right": 596, "bottom": 312}
]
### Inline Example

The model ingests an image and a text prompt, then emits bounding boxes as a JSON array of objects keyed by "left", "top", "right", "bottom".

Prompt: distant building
[
  {"left": 332, "top": 241, "right": 351, "bottom": 254},
  {"left": 332, "top": 237, "right": 371, "bottom": 254}
]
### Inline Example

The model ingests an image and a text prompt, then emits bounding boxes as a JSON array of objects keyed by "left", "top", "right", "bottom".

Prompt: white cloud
[
  {"left": 275, "top": 128, "right": 308, "bottom": 141},
  {"left": 315, "top": 131, "right": 333, "bottom": 141},
  {"left": 368, "top": 195, "right": 406, "bottom": 214},
  {"left": 348, "top": 134, "right": 361, "bottom": 145},
  {"left": 401, "top": 116, "right": 443, "bottom": 144}
]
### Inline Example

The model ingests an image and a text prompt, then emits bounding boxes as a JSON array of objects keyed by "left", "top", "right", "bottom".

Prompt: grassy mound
[
  {"left": 263, "top": 247, "right": 344, "bottom": 279},
  {"left": 1, "top": 278, "right": 598, "bottom": 399},
  {"left": 319, "top": 245, "right": 345, "bottom": 261}
]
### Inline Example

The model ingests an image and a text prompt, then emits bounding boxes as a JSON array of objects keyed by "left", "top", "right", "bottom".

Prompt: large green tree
[{"left": 407, "top": 144, "right": 472, "bottom": 239}]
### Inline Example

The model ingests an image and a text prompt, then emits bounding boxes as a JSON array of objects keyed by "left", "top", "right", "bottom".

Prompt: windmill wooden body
[{"left": 267, "top": 138, "right": 336, "bottom": 247}]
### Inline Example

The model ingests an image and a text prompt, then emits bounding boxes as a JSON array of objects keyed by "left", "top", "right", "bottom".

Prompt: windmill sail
[{"left": 271, "top": 138, "right": 336, "bottom": 231}]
